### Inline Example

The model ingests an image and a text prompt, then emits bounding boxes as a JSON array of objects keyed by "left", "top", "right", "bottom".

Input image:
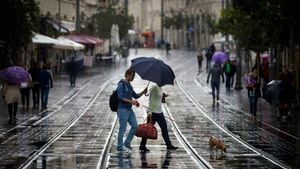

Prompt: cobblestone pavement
[{"left": 0, "top": 49, "right": 298, "bottom": 168}]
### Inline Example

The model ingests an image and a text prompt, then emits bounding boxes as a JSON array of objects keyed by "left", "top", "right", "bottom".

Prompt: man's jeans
[
  {"left": 211, "top": 81, "right": 220, "bottom": 100},
  {"left": 117, "top": 108, "right": 138, "bottom": 150},
  {"left": 41, "top": 86, "right": 50, "bottom": 108}
]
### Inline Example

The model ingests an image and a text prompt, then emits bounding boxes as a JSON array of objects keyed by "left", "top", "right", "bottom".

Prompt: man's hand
[{"left": 132, "top": 100, "right": 140, "bottom": 107}]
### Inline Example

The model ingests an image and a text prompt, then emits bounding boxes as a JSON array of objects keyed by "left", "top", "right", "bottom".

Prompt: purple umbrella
[
  {"left": 0, "top": 66, "right": 30, "bottom": 84},
  {"left": 212, "top": 52, "right": 228, "bottom": 64}
]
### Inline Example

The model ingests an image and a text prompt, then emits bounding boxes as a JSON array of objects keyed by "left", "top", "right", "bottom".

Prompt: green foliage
[
  {"left": 163, "top": 10, "right": 188, "bottom": 30},
  {"left": 217, "top": 0, "right": 299, "bottom": 51},
  {"left": 91, "top": 5, "right": 134, "bottom": 40},
  {"left": 0, "top": 0, "right": 40, "bottom": 51}
]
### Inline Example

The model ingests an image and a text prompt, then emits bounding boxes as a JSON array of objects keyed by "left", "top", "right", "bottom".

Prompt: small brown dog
[{"left": 209, "top": 136, "right": 226, "bottom": 154}]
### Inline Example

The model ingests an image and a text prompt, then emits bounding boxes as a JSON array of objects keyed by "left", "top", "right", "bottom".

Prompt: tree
[
  {"left": 217, "top": 0, "right": 299, "bottom": 52},
  {"left": 91, "top": 5, "right": 134, "bottom": 40},
  {"left": 0, "top": 0, "right": 40, "bottom": 68}
]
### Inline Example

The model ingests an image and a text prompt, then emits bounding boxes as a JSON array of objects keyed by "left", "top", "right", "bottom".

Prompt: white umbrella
[{"left": 110, "top": 24, "right": 120, "bottom": 48}]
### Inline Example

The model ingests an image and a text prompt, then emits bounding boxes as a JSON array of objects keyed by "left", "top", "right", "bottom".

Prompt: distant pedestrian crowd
[
  {"left": 1, "top": 61, "right": 53, "bottom": 124},
  {"left": 198, "top": 44, "right": 295, "bottom": 121}
]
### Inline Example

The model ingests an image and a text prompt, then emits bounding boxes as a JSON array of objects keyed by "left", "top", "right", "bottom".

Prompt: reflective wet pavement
[{"left": 0, "top": 49, "right": 299, "bottom": 168}]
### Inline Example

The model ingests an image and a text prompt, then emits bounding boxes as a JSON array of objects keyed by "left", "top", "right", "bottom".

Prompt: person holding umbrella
[
  {"left": 139, "top": 83, "right": 178, "bottom": 152},
  {"left": 130, "top": 57, "right": 178, "bottom": 152},
  {"left": 116, "top": 68, "right": 147, "bottom": 151},
  {"left": 0, "top": 66, "right": 30, "bottom": 123},
  {"left": 2, "top": 81, "right": 21, "bottom": 123}
]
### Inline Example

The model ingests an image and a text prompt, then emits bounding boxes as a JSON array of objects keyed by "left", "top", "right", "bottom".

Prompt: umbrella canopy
[
  {"left": 0, "top": 66, "right": 30, "bottom": 84},
  {"left": 110, "top": 24, "right": 120, "bottom": 48},
  {"left": 131, "top": 57, "right": 175, "bottom": 86},
  {"left": 262, "top": 80, "right": 281, "bottom": 105},
  {"left": 212, "top": 52, "right": 228, "bottom": 64}
]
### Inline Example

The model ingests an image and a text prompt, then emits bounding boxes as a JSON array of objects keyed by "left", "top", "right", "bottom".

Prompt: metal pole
[
  {"left": 161, "top": 0, "right": 164, "bottom": 44},
  {"left": 58, "top": 0, "right": 61, "bottom": 33},
  {"left": 224, "top": 0, "right": 229, "bottom": 55},
  {"left": 76, "top": 0, "right": 80, "bottom": 33},
  {"left": 125, "top": 0, "right": 128, "bottom": 16},
  {"left": 234, "top": 43, "right": 243, "bottom": 90}
]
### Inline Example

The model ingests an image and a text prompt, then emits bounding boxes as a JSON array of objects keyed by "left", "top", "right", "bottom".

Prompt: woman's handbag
[{"left": 135, "top": 115, "right": 157, "bottom": 140}]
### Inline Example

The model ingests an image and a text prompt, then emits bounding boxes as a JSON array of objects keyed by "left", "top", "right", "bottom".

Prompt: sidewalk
[{"left": 0, "top": 66, "right": 101, "bottom": 133}]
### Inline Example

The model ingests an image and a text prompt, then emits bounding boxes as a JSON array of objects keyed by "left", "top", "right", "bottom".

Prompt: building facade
[{"left": 128, "top": 0, "right": 223, "bottom": 50}]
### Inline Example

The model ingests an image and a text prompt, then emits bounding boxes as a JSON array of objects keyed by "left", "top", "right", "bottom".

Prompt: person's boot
[
  {"left": 167, "top": 144, "right": 178, "bottom": 150},
  {"left": 139, "top": 145, "right": 150, "bottom": 152}
]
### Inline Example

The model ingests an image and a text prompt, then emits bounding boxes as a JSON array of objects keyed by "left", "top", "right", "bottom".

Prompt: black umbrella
[
  {"left": 262, "top": 80, "right": 281, "bottom": 105},
  {"left": 131, "top": 57, "right": 175, "bottom": 87}
]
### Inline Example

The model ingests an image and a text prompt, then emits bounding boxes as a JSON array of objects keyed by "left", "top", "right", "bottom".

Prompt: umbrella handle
[{"left": 144, "top": 81, "right": 150, "bottom": 96}]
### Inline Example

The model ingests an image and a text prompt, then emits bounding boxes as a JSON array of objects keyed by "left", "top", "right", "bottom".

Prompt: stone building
[{"left": 128, "top": 0, "right": 223, "bottom": 50}]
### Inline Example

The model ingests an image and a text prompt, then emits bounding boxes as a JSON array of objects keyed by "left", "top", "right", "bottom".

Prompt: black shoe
[
  {"left": 167, "top": 145, "right": 178, "bottom": 150},
  {"left": 139, "top": 146, "right": 150, "bottom": 152}
]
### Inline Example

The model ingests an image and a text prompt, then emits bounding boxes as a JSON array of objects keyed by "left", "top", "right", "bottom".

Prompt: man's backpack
[
  {"left": 109, "top": 81, "right": 125, "bottom": 112},
  {"left": 109, "top": 90, "right": 119, "bottom": 112}
]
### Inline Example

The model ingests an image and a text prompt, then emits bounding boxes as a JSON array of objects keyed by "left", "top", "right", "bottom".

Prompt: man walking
[
  {"left": 67, "top": 57, "right": 78, "bottom": 87},
  {"left": 38, "top": 64, "right": 53, "bottom": 110},
  {"left": 116, "top": 68, "right": 147, "bottom": 151},
  {"left": 207, "top": 63, "right": 224, "bottom": 102}
]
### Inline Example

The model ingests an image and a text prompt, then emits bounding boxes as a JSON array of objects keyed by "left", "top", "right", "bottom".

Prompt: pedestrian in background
[
  {"left": 2, "top": 81, "right": 21, "bottom": 123},
  {"left": 197, "top": 50, "right": 203, "bottom": 75},
  {"left": 210, "top": 43, "right": 216, "bottom": 54},
  {"left": 116, "top": 68, "right": 147, "bottom": 151},
  {"left": 205, "top": 49, "right": 212, "bottom": 72},
  {"left": 20, "top": 71, "right": 32, "bottom": 109},
  {"left": 139, "top": 83, "right": 178, "bottom": 152},
  {"left": 223, "top": 60, "right": 232, "bottom": 91},
  {"left": 207, "top": 63, "right": 224, "bottom": 103},
  {"left": 67, "top": 57, "right": 78, "bottom": 87},
  {"left": 166, "top": 42, "right": 171, "bottom": 55},
  {"left": 29, "top": 62, "right": 41, "bottom": 108},
  {"left": 246, "top": 69, "right": 260, "bottom": 117},
  {"left": 38, "top": 64, "right": 53, "bottom": 110},
  {"left": 230, "top": 60, "right": 237, "bottom": 88}
]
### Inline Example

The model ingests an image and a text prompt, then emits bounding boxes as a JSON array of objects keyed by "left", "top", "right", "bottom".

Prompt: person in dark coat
[
  {"left": 67, "top": 57, "right": 78, "bottom": 87},
  {"left": 197, "top": 50, "right": 203, "bottom": 74},
  {"left": 278, "top": 65, "right": 294, "bottom": 108},
  {"left": 38, "top": 65, "right": 53, "bottom": 110},
  {"left": 207, "top": 63, "right": 224, "bottom": 102},
  {"left": 28, "top": 62, "right": 41, "bottom": 108},
  {"left": 205, "top": 49, "right": 213, "bottom": 72},
  {"left": 166, "top": 42, "right": 171, "bottom": 55}
]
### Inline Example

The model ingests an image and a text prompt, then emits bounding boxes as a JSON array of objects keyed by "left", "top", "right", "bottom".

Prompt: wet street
[{"left": 0, "top": 49, "right": 299, "bottom": 169}]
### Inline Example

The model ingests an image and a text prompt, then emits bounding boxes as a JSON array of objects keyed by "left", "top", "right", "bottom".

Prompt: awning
[
  {"left": 32, "top": 33, "right": 84, "bottom": 50},
  {"left": 47, "top": 19, "right": 75, "bottom": 33},
  {"left": 56, "top": 37, "right": 85, "bottom": 50},
  {"left": 128, "top": 29, "right": 136, "bottom": 35},
  {"left": 65, "top": 34, "right": 104, "bottom": 46},
  {"left": 32, "top": 33, "right": 59, "bottom": 45},
  {"left": 141, "top": 31, "right": 153, "bottom": 37}
]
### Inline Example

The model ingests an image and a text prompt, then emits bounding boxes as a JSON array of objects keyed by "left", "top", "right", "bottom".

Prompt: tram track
[
  {"left": 175, "top": 71, "right": 290, "bottom": 169},
  {"left": 18, "top": 78, "right": 114, "bottom": 169}
]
